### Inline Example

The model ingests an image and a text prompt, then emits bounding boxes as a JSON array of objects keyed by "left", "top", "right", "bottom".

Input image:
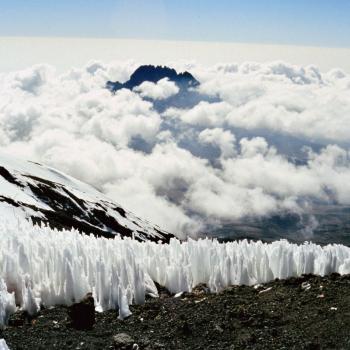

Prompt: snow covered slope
[
  {"left": 0, "top": 220, "right": 350, "bottom": 327},
  {"left": 0, "top": 340, "right": 9, "bottom": 350},
  {"left": 0, "top": 153, "right": 173, "bottom": 243}
]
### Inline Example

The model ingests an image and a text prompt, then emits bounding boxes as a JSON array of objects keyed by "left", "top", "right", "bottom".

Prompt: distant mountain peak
[{"left": 106, "top": 65, "right": 199, "bottom": 93}]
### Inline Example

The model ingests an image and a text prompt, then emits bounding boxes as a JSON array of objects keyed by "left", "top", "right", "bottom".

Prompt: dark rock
[
  {"left": 154, "top": 282, "right": 172, "bottom": 298},
  {"left": 68, "top": 293, "right": 95, "bottom": 330},
  {"left": 148, "top": 342, "right": 166, "bottom": 350},
  {"left": 179, "top": 321, "right": 192, "bottom": 335},
  {"left": 330, "top": 272, "right": 341, "bottom": 280},
  {"left": 106, "top": 65, "right": 199, "bottom": 93},
  {"left": 0, "top": 166, "right": 23, "bottom": 186},
  {"left": 8, "top": 311, "right": 27, "bottom": 327},
  {"left": 305, "top": 341, "right": 321, "bottom": 350},
  {"left": 113, "top": 333, "right": 136, "bottom": 350},
  {"left": 192, "top": 283, "right": 210, "bottom": 296}
]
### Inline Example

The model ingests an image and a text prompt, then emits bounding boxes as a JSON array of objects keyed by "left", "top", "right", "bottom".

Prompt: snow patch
[
  {"left": 0, "top": 339, "right": 9, "bottom": 350},
  {"left": 0, "top": 279, "right": 16, "bottom": 329}
]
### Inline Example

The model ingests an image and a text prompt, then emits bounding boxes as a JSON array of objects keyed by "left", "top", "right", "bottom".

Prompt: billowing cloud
[
  {"left": 195, "top": 61, "right": 350, "bottom": 144},
  {"left": 168, "top": 101, "right": 231, "bottom": 127},
  {"left": 1, "top": 60, "right": 350, "bottom": 238},
  {"left": 198, "top": 128, "right": 236, "bottom": 158},
  {"left": 133, "top": 78, "right": 179, "bottom": 100}
]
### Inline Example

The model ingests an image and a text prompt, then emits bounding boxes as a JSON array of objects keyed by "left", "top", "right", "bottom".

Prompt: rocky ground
[{"left": 1, "top": 274, "right": 350, "bottom": 350}]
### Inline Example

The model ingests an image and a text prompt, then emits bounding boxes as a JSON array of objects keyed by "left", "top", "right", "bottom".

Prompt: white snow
[
  {"left": 0, "top": 177, "right": 44, "bottom": 208},
  {"left": 0, "top": 152, "right": 114, "bottom": 210},
  {"left": 0, "top": 220, "right": 350, "bottom": 327},
  {"left": 0, "top": 153, "right": 100, "bottom": 198},
  {"left": 0, "top": 152, "right": 167, "bottom": 241},
  {"left": 0, "top": 339, "right": 9, "bottom": 350},
  {"left": 0, "top": 279, "right": 16, "bottom": 329}
]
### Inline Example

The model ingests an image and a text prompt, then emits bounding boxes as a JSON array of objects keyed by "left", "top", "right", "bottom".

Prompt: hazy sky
[
  {"left": 1, "top": 37, "right": 350, "bottom": 73},
  {"left": 1, "top": 0, "right": 350, "bottom": 47}
]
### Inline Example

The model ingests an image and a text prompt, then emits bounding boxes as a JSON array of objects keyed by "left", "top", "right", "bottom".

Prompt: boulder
[{"left": 68, "top": 293, "right": 95, "bottom": 330}]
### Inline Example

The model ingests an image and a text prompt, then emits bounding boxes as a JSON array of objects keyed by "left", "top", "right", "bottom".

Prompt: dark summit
[
  {"left": 106, "top": 65, "right": 216, "bottom": 112},
  {"left": 106, "top": 65, "right": 200, "bottom": 93}
]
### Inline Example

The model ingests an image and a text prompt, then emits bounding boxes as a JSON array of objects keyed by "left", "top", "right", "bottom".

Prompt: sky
[{"left": 1, "top": 0, "right": 350, "bottom": 48}]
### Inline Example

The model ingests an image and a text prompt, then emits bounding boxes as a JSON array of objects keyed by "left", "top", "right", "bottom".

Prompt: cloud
[
  {"left": 198, "top": 128, "right": 236, "bottom": 158},
  {"left": 11, "top": 64, "right": 53, "bottom": 94},
  {"left": 133, "top": 78, "right": 179, "bottom": 100},
  {"left": 193, "top": 61, "right": 350, "bottom": 144},
  {"left": 170, "top": 101, "right": 231, "bottom": 127},
  {"left": 1, "top": 60, "right": 350, "bottom": 238}
]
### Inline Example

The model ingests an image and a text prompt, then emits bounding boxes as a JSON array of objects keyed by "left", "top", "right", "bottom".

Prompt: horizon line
[{"left": 2, "top": 35, "right": 350, "bottom": 52}]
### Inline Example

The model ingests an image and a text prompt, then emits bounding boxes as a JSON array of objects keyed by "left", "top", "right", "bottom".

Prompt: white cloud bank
[
  {"left": 134, "top": 78, "right": 179, "bottom": 100},
  {"left": 1, "top": 60, "right": 350, "bottom": 237}
]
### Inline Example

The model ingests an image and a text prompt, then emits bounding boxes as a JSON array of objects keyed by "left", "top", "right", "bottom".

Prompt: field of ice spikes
[{"left": 1, "top": 220, "right": 350, "bottom": 328}]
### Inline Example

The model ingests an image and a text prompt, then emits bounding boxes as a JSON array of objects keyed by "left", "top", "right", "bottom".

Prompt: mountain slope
[{"left": 0, "top": 153, "right": 173, "bottom": 243}]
